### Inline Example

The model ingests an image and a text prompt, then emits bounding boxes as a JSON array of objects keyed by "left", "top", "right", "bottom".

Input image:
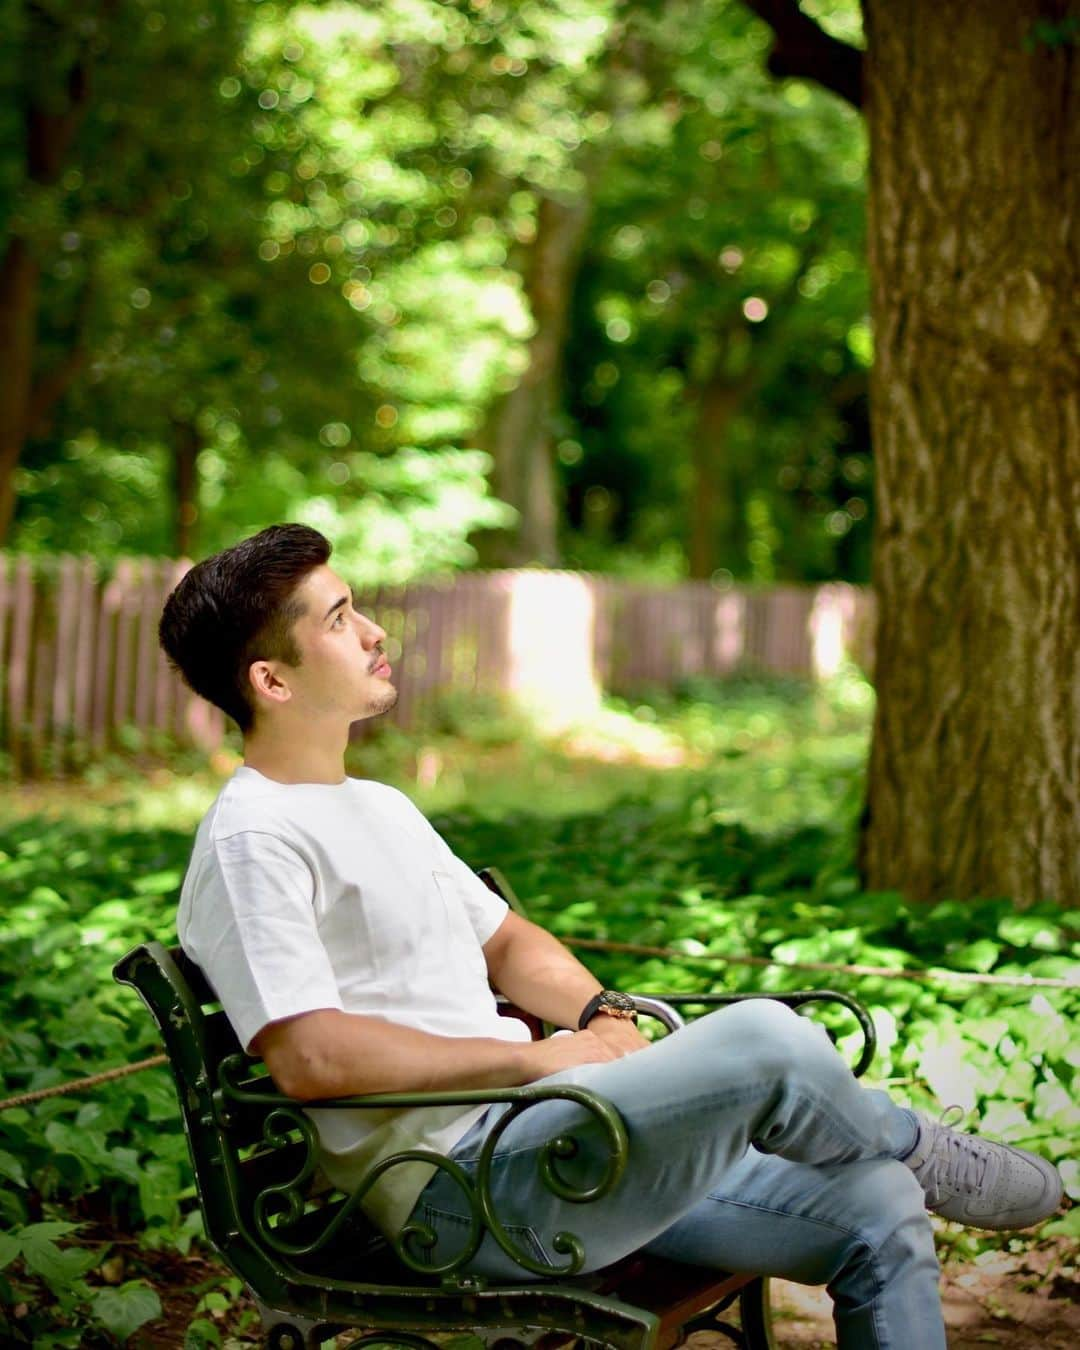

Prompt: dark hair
[{"left": 159, "top": 523, "right": 332, "bottom": 732}]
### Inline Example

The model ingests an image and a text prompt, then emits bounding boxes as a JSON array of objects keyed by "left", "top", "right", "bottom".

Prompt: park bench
[{"left": 114, "top": 867, "right": 877, "bottom": 1350}]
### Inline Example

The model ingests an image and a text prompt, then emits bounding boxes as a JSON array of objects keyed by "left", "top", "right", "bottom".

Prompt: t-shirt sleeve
[
  {"left": 180, "top": 830, "right": 344, "bottom": 1052},
  {"left": 440, "top": 849, "right": 510, "bottom": 946}
]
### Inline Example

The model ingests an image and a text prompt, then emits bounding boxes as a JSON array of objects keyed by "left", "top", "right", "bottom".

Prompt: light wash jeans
[{"left": 409, "top": 998, "right": 946, "bottom": 1350}]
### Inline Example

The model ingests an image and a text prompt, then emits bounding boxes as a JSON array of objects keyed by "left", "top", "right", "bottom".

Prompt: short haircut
[{"left": 159, "top": 523, "right": 332, "bottom": 732}]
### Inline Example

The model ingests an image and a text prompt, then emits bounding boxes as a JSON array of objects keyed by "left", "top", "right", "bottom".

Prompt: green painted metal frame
[
  {"left": 113, "top": 866, "right": 877, "bottom": 1349},
  {"left": 215, "top": 1053, "right": 630, "bottom": 1279},
  {"left": 113, "top": 939, "right": 672, "bottom": 1349}
]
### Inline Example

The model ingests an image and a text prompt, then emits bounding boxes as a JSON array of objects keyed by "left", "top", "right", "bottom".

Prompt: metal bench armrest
[{"left": 216, "top": 1057, "right": 629, "bottom": 1281}]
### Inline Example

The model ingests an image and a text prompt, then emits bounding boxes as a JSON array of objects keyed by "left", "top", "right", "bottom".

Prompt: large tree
[{"left": 746, "top": 0, "right": 1079, "bottom": 906}]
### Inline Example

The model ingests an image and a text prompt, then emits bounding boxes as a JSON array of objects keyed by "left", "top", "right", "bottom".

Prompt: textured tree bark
[
  {"left": 483, "top": 193, "right": 592, "bottom": 566},
  {"left": 860, "top": 1, "right": 1080, "bottom": 904},
  {"left": 688, "top": 376, "right": 749, "bottom": 579},
  {"left": 0, "top": 40, "right": 94, "bottom": 544},
  {"left": 0, "top": 238, "right": 41, "bottom": 544},
  {"left": 171, "top": 420, "right": 201, "bottom": 558}
]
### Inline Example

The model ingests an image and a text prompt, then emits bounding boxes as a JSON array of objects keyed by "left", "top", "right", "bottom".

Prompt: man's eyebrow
[{"left": 323, "top": 594, "right": 350, "bottom": 622}]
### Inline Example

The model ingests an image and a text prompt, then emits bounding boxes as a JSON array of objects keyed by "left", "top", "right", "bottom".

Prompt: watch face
[{"left": 600, "top": 991, "right": 637, "bottom": 1016}]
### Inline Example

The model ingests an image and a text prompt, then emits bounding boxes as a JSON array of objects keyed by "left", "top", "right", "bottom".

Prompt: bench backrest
[
  {"left": 111, "top": 868, "right": 531, "bottom": 1295},
  {"left": 114, "top": 941, "right": 387, "bottom": 1299}
]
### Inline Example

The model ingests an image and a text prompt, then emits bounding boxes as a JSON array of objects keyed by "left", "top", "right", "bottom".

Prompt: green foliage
[
  {"left": 0, "top": 1219, "right": 160, "bottom": 1346},
  {"left": 296, "top": 447, "right": 515, "bottom": 584},
  {"left": 7, "top": 0, "right": 524, "bottom": 569},
  {"left": 1024, "top": 16, "right": 1080, "bottom": 51},
  {"left": 7, "top": 0, "right": 874, "bottom": 582},
  {"left": 0, "top": 680, "right": 1075, "bottom": 1338},
  {"left": 561, "top": 0, "right": 871, "bottom": 580}
]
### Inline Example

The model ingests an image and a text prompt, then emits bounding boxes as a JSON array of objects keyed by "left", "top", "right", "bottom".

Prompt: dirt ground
[
  {"left": 763, "top": 1240, "right": 1080, "bottom": 1348},
  {"left": 134, "top": 1238, "right": 1078, "bottom": 1348}
]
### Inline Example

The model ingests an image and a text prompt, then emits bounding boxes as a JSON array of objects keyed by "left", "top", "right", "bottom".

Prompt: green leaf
[
  {"left": 1041, "top": 1207, "right": 1080, "bottom": 1239},
  {"left": 184, "top": 1316, "right": 223, "bottom": 1350},
  {"left": 0, "top": 1149, "right": 27, "bottom": 1187},
  {"left": 949, "top": 940, "right": 1000, "bottom": 973},
  {"left": 0, "top": 1230, "right": 20, "bottom": 1269},
  {"left": 1058, "top": 1158, "right": 1080, "bottom": 1201},
  {"left": 91, "top": 1281, "right": 162, "bottom": 1343},
  {"left": 138, "top": 1159, "right": 182, "bottom": 1227},
  {"left": 21, "top": 1233, "right": 98, "bottom": 1287},
  {"left": 132, "top": 869, "right": 182, "bottom": 896},
  {"left": 16, "top": 1220, "right": 81, "bottom": 1241}
]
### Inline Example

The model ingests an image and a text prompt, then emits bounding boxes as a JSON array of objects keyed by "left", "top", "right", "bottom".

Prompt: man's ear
[{"left": 248, "top": 660, "right": 292, "bottom": 709}]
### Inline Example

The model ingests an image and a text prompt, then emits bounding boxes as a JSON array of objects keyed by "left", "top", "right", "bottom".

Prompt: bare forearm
[
  {"left": 257, "top": 1011, "right": 532, "bottom": 1099},
  {"left": 258, "top": 1008, "right": 616, "bottom": 1100}
]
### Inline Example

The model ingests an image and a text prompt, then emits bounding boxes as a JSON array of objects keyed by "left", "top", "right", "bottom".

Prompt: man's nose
[{"left": 357, "top": 613, "right": 387, "bottom": 645}]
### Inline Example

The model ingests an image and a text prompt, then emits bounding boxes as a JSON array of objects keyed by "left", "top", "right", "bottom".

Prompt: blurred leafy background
[{"left": 4, "top": 0, "right": 871, "bottom": 582}]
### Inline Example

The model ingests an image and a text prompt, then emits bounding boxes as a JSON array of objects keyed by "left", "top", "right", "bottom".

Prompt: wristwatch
[{"left": 578, "top": 990, "right": 638, "bottom": 1029}]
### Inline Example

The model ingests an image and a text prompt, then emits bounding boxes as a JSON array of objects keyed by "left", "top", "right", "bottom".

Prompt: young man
[{"left": 161, "top": 524, "right": 1063, "bottom": 1350}]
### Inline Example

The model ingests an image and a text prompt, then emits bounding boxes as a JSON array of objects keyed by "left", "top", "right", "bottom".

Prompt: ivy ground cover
[{"left": 0, "top": 676, "right": 1076, "bottom": 1344}]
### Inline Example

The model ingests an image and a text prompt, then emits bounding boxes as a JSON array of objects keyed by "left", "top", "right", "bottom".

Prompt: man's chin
[{"left": 357, "top": 683, "right": 399, "bottom": 720}]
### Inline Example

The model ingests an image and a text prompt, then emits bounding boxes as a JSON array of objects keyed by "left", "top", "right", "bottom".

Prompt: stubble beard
[{"left": 366, "top": 681, "right": 399, "bottom": 718}]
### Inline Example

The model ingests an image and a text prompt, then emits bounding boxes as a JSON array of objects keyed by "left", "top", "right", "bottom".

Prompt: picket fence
[{"left": 0, "top": 555, "right": 874, "bottom": 776}]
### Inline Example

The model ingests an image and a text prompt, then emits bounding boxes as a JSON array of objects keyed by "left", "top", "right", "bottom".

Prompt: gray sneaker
[{"left": 904, "top": 1107, "right": 1064, "bottom": 1230}]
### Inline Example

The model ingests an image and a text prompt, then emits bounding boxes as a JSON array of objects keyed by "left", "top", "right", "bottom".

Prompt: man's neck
[{"left": 242, "top": 720, "right": 350, "bottom": 786}]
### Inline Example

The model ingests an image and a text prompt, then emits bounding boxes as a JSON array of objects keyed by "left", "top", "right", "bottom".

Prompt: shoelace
[{"left": 918, "top": 1105, "right": 990, "bottom": 1205}]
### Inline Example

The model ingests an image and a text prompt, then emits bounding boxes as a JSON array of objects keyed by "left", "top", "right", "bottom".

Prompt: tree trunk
[
  {"left": 172, "top": 419, "right": 201, "bottom": 557},
  {"left": 484, "top": 193, "right": 592, "bottom": 566},
  {"left": 0, "top": 239, "right": 42, "bottom": 544},
  {"left": 688, "top": 376, "right": 748, "bottom": 579},
  {"left": 0, "top": 37, "right": 94, "bottom": 543},
  {"left": 860, "top": 1, "right": 1080, "bottom": 905}
]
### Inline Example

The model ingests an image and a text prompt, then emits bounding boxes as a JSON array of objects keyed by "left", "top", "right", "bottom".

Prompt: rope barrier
[
  {"left": 561, "top": 935, "right": 1080, "bottom": 990},
  {"left": 0, "top": 942, "right": 1073, "bottom": 1114},
  {"left": 0, "top": 1054, "right": 166, "bottom": 1113}
]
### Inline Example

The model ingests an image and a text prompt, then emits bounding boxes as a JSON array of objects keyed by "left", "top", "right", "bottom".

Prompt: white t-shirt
[{"left": 177, "top": 765, "right": 530, "bottom": 1234}]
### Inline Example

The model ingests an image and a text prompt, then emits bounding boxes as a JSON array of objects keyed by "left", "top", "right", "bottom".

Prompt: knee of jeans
[
  {"left": 722, "top": 996, "right": 801, "bottom": 1036},
  {"left": 721, "top": 997, "right": 832, "bottom": 1069}
]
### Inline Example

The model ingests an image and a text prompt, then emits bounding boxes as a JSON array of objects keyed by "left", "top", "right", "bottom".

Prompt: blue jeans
[{"left": 410, "top": 998, "right": 945, "bottom": 1350}]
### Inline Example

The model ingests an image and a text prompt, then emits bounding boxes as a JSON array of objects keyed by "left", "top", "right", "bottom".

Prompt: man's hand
[
  {"left": 517, "top": 1029, "right": 623, "bottom": 1081},
  {"left": 588, "top": 1013, "right": 651, "bottom": 1057}
]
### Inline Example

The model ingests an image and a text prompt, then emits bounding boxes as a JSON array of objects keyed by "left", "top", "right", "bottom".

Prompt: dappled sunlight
[
  {"left": 0, "top": 672, "right": 876, "bottom": 834},
  {"left": 556, "top": 703, "right": 694, "bottom": 768},
  {"left": 505, "top": 570, "right": 601, "bottom": 729}
]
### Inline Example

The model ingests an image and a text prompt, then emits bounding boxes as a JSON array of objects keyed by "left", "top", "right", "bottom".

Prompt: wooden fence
[{"left": 0, "top": 555, "right": 874, "bottom": 776}]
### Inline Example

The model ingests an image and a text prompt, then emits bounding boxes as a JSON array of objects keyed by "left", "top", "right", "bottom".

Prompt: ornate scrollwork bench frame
[{"left": 114, "top": 869, "right": 876, "bottom": 1350}]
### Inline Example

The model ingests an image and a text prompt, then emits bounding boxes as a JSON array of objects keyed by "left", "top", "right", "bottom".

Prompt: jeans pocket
[{"left": 421, "top": 1203, "right": 555, "bottom": 1281}]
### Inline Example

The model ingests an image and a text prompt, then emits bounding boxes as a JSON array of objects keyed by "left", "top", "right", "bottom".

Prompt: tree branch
[
  {"left": 27, "top": 346, "right": 87, "bottom": 437},
  {"left": 740, "top": 0, "right": 864, "bottom": 108},
  {"left": 26, "top": 260, "right": 96, "bottom": 437}
]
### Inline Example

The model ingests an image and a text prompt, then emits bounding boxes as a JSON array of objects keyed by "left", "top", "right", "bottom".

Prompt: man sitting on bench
[{"left": 159, "top": 524, "right": 1063, "bottom": 1350}]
